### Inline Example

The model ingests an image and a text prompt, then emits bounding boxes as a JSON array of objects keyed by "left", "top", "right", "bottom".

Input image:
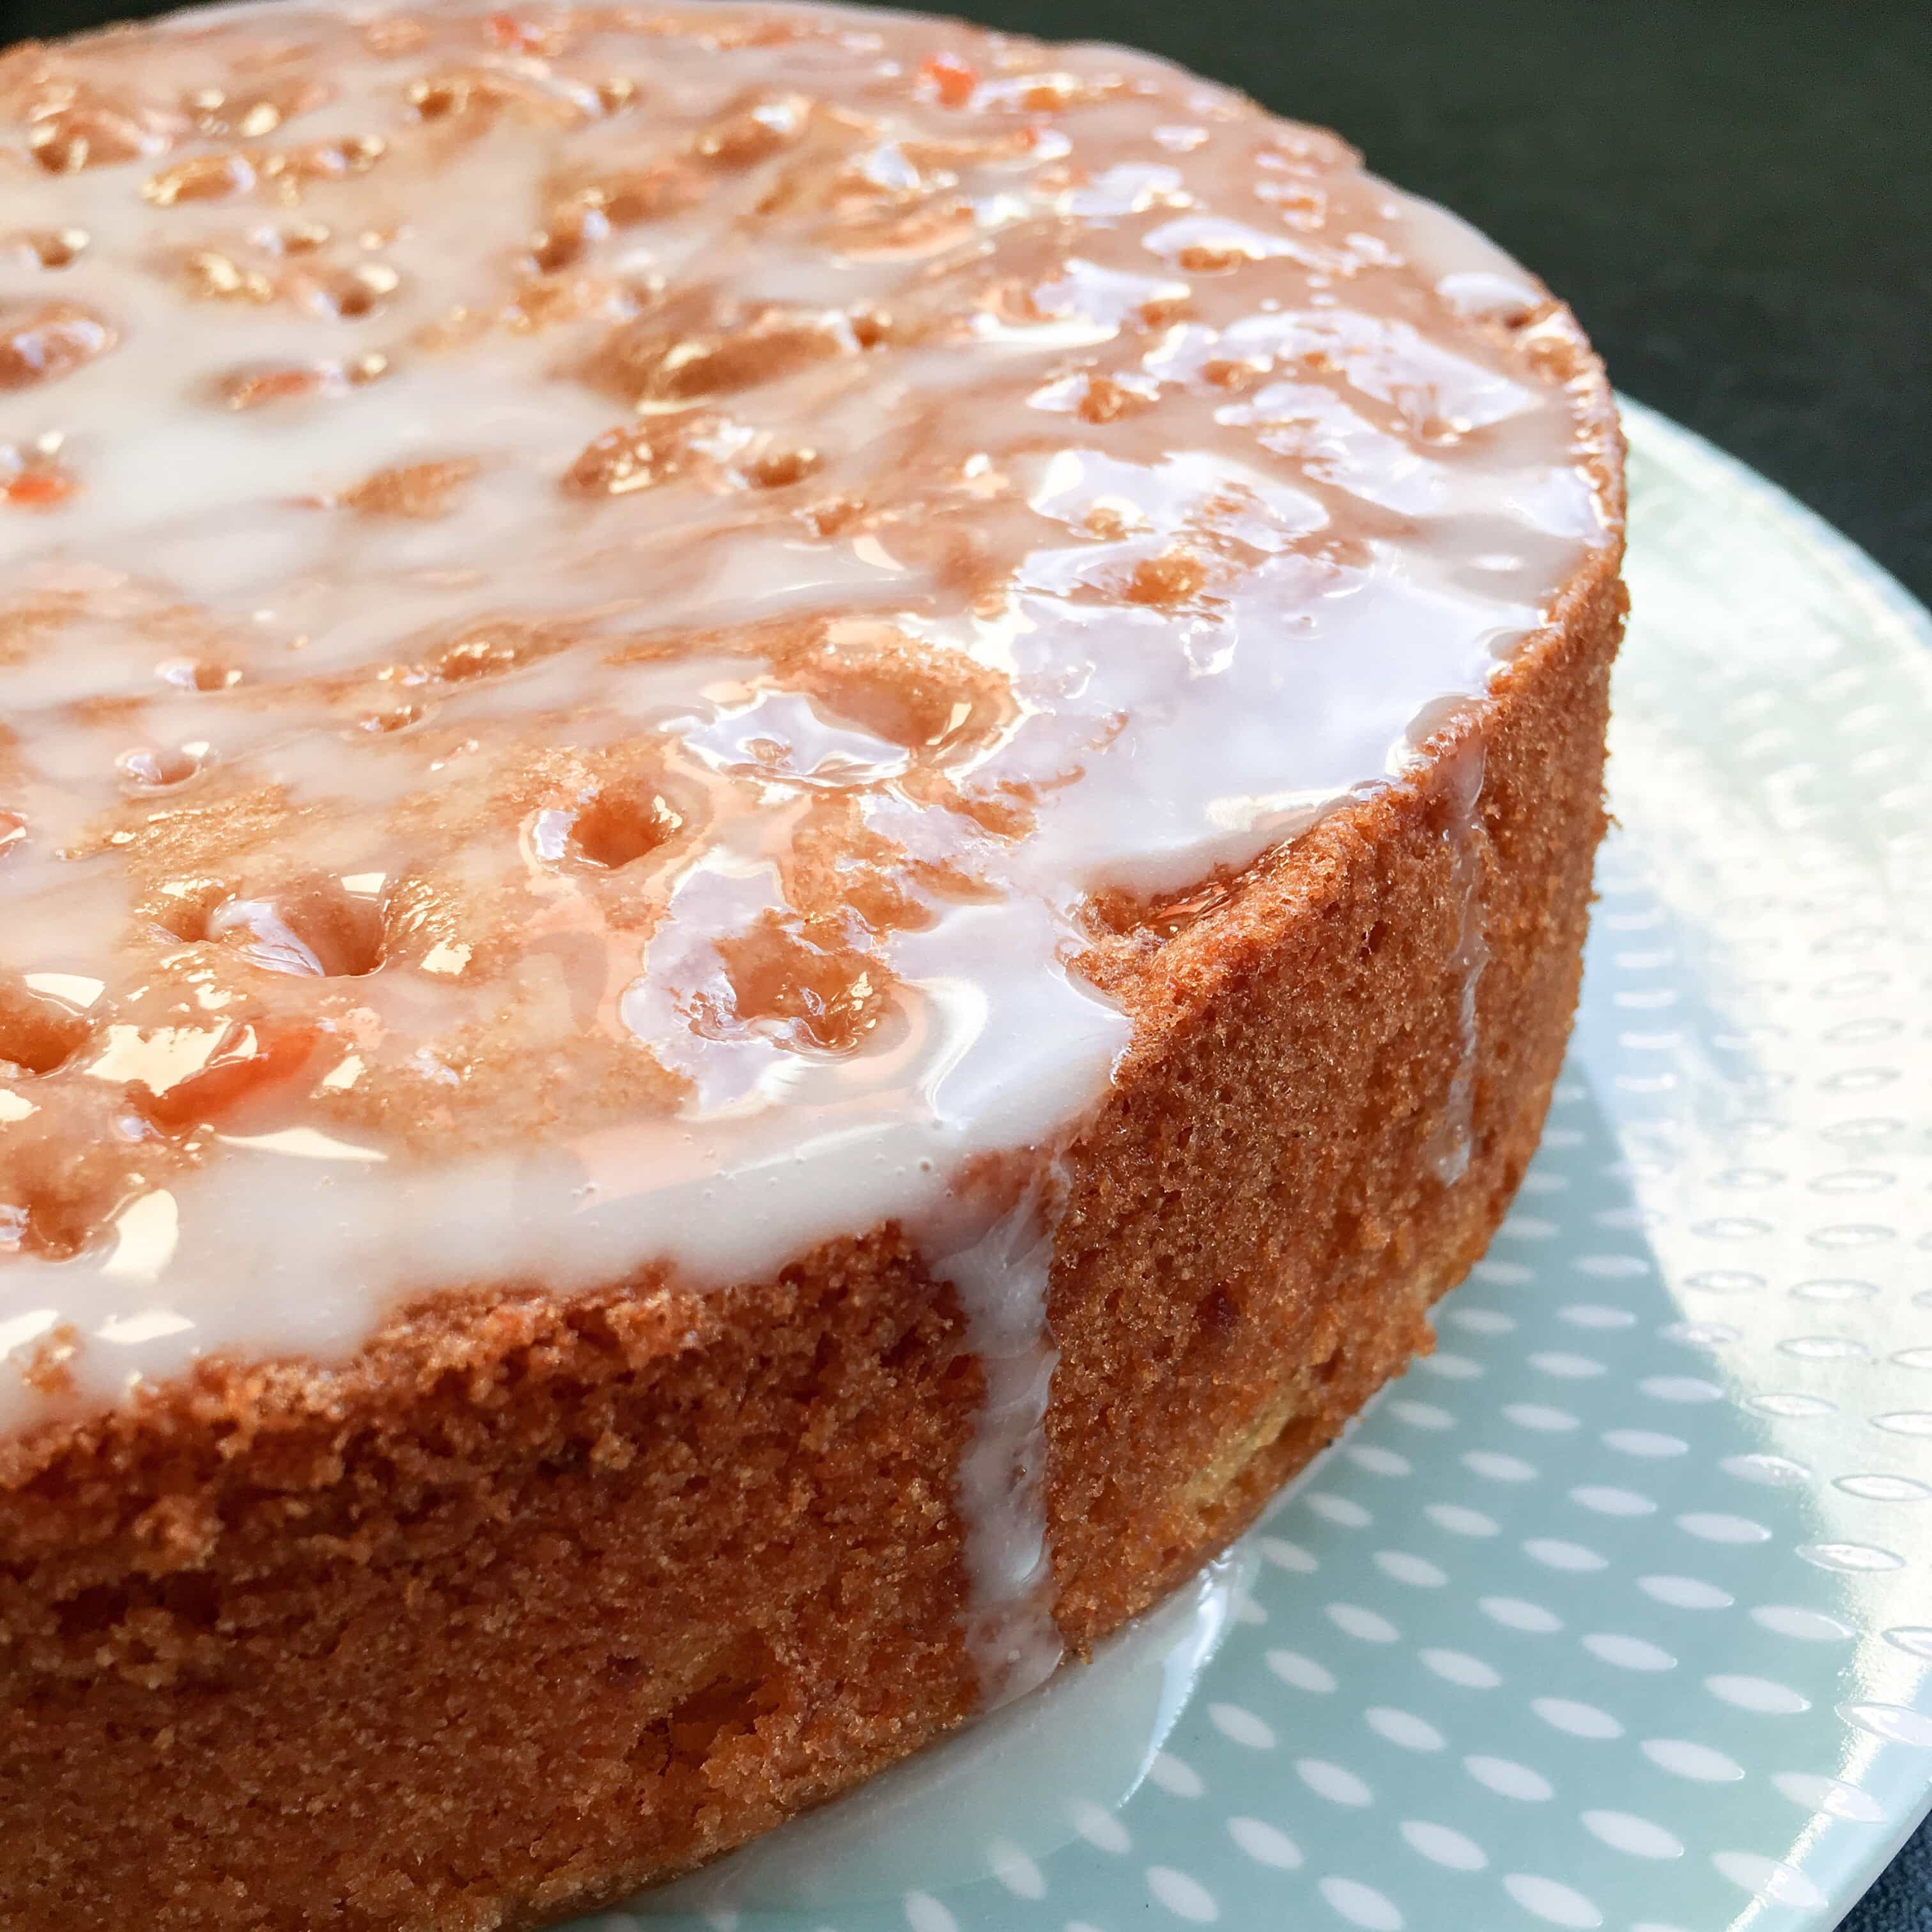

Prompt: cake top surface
[{"left": 0, "top": 0, "right": 1615, "bottom": 1426}]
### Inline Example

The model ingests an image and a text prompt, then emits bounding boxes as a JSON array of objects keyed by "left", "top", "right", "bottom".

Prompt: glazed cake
[{"left": 0, "top": 2, "right": 1625, "bottom": 1926}]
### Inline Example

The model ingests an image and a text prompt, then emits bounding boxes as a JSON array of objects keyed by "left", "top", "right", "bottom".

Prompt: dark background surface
[{"left": 6, "top": 0, "right": 1930, "bottom": 1919}]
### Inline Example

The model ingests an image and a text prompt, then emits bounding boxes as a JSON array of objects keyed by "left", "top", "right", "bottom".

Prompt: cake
[{"left": 0, "top": 2, "right": 1625, "bottom": 1926}]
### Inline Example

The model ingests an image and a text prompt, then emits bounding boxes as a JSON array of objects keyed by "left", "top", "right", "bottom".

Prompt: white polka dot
[
  {"left": 1400, "top": 1820, "right": 1487, "bottom": 1871},
  {"left": 1582, "top": 1632, "right": 1675, "bottom": 1672},
  {"left": 1069, "top": 1800, "right": 1131, "bottom": 1853},
  {"left": 1524, "top": 1538, "right": 1606, "bottom": 1572},
  {"left": 1836, "top": 1471, "right": 1932, "bottom": 1501},
  {"left": 1839, "top": 1701, "right": 1932, "bottom": 1746},
  {"left": 987, "top": 1839, "right": 1046, "bottom": 1899},
  {"left": 1560, "top": 1302, "right": 1637, "bottom": 1328},
  {"left": 1660, "top": 1319, "right": 1740, "bottom": 1348},
  {"left": 1464, "top": 1754, "right": 1553, "bottom": 1801},
  {"left": 1720, "top": 1453, "right": 1810, "bottom": 1486},
  {"left": 1327, "top": 1602, "right": 1399, "bottom": 1643},
  {"left": 1226, "top": 1816, "right": 1302, "bottom": 1868},
  {"left": 1574, "top": 1252, "right": 1650, "bottom": 1278},
  {"left": 1712, "top": 1851, "right": 1828, "bottom": 1910},
  {"left": 1637, "top": 1574, "right": 1734, "bottom": 1610},
  {"left": 1388, "top": 1400, "right": 1455, "bottom": 1430},
  {"left": 1678, "top": 1512, "right": 1771, "bottom": 1544},
  {"left": 1208, "top": 1702, "right": 1274, "bottom": 1749},
  {"left": 1782, "top": 1332, "right": 1871, "bottom": 1359},
  {"left": 1532, "top": 1697, "right": 1623, "bottom": 1740},
  {"left": 1347, "top": 1444, "right": 1412, "bottom": 1477},
  {"left": 1265, "top": 1646, "right": 1335, "bottom": 1694},
  {"left": 1473, "top": 1258, "right": 1533, "bottom": 1285},
  {"left": 1297, "top": 1758, "right": 1373, "bottom": 1805},
  {"left": 1504, "top": 1403, "right": 1580, "bottom": 1433},
  {"left": 1885, "top": 1626, "right": 1932, "bottom": 1659},
  {"left": 1146, "top": 1864, "right": 1219, "bottom": 1923},
  {"left": 1591, "top": 1206, "right": 1651, "bottom": 1228},
  {"left": 1449, "top": 1307, "right": 1516, "bottom": 1335},
  {"left": 1602, "top": 1429, "right": 1688, "bottom": 1458},
  {"left": 1319, "top": 1876, "right": 1403, "bottom": 1930},
  {"left": 1502, "top": 1874, "right": 1602, "bottom": 1928},
  {"left": 1641, "top": 1738, "right": 1745, "bottom": 1782},
  {"left": 1232, "top": 1591, "right": 1267, "bottom": 1626},
  {"left": 1706, "top": 1674, "right": 1808, "bottom": 1715},
  {"left": 1640, "top": 1375, "right": 1724, "bottom": 1403},
  {"left": 1520, "top": 1171, "right": 1568, "bottom": 1194},
  {"left": 1260, "top": 1536, "right": 1318, "bottom": 1573},
  {"left": 1464, "top": 1450, "right": 1538, "bottom": 1481},
  {"left": 1685, "top": 1268, "right": 1765, "bottom": 1297},
  {"left": 1791, "top": 1274, "right": 1882, "bottom": 1302},
  {"left": 1749, "top": 1391, "right": 1837, "bottom": 1419},
  {"left": 1421, "top": 1351, "right": 1483, "bottom": 1380},
  {"left": 1425, "top": 1503, "right": 1499, "bottom": 1536},
  {"left": 904, "top": 1891, "right": 957, "bottom": 1932},
  {"left": 1581, "top": 1810, "right": 1683, "bottom": 1859},
  {"left": 1501, "top": 1215, "right": 1559, "bottom": 1240},
  {"left": 1421, "top": 1646, "right": 1501, "bottom": 1689},
  {"left": 1874, "top": 1411, "right": 1932, "bottom": 1436},
  {"left": 1570, "top": 1485, "right": 1655, "bottom": 1517},
  {"left": 1306, "top": 1492, "right": 1373, "bottom": 1527},
  {"left": 1146, "top": 1751, "right": 1202, "bottom": 1798},
  {"left": 1529, "top": 1352, "right": 1605, "bottom": 1379},
  {"left": 1480, "top": 1595, "right": 1562, "bottom": 1634},
  {"left": 1375, "top": 1550, "right": 1448, "bottom": 1588},
  {"left": 1772, "top": 1772, "right": 1886, "bottom": 1821},
  {"left": 1750, "top": 1604, "right": 1851, "bottom": 1642},
  {"left": 1798, "top": 1540, "right": 1905, "bottom": 1572},
  {"left": 1366, "top": 1706, "right": 1445, "bottom": 1752}
]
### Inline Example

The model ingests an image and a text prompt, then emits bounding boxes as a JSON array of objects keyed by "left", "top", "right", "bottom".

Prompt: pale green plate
[{"left": 569, "top": 403, "right": 1932, "bottom": 1932}]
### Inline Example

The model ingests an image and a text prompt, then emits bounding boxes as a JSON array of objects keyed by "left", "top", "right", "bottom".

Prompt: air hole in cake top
[
  {"left": 0, "top": 978, "right": 93, "bottom": 1077},
  {"left": 116, "top": 744, "right": 206, "bottom": 791},
  {"left": 568, "top": 787, "right": 686, "bottom": 870},
  {"left": 162, "top": 878, "right": 391, "bottom": 979}
]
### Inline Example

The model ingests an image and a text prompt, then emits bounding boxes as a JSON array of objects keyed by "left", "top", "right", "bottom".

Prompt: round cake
[{"left": 0, "top": 3, "right": 1625, "bottom": 1926}]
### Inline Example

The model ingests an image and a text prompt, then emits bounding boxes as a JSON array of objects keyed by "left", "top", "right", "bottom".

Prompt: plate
[{"left": 571, "top": 403, "right": 1932, "bottom": 1932}]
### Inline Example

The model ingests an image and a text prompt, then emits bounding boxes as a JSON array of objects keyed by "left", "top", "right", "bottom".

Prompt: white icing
[
  {"left": 936, "top": 1160, "right": 1065, "bottom": 1704},
  {"left": 1, "top": 0, "right": 1609, "bottom": 1687}
]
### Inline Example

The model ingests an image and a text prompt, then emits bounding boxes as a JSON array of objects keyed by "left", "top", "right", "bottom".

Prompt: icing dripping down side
[
  {"left": 931, "top": 1158, "right": 1068, "bottom": 1705},
  {"left": 1427, "top": 732, "right": 1490, "bottom": 1186}
]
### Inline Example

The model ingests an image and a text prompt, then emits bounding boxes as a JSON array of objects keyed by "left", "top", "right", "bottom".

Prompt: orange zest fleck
[
  {"left": 1, "top": 468, "right": 78, "bottom": 509},
  {"left": 918, "top": 54, "right": 977, "bottom": 109}
]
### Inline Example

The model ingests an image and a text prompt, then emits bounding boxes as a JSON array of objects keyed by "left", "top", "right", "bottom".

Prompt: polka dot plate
[{"left": 573, "top": 403, "right": 1932, "bottom": 1932}]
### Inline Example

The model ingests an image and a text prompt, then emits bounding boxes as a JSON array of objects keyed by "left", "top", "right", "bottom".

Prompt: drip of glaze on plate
[
  {"left": 641, "top": 1536, "right": 1258, "bottom": 1911},
  {"left": 0, "top": 0, "right": 1612, "bottom": 1685}
]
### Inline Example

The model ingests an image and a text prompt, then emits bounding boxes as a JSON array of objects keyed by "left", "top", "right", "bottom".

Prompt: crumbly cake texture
[{"left": 0, "top": 0, "right": 1625, "bottom": 1924}]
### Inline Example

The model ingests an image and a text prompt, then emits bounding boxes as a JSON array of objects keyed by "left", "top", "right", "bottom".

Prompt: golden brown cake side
[{"left": 0, "top": 500, "right": 1623, "bottom": 1932}]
